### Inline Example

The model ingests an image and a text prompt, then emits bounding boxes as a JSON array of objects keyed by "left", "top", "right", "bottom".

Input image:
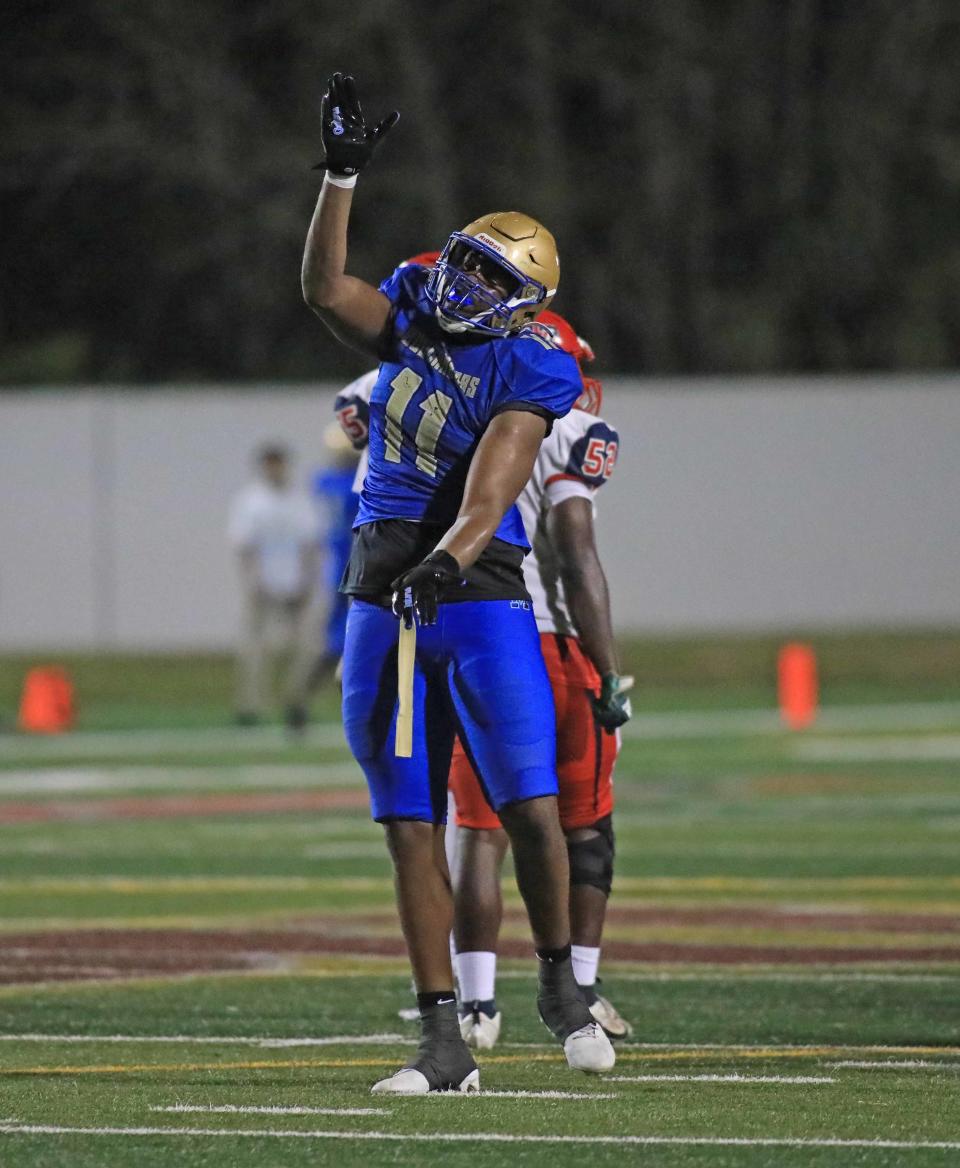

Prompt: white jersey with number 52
[
  {"left": 517, "top": 408, "right": 619, "bottom": 635},
  {"left": 335, "top": 376, "right": 618, "bottom": 633}
]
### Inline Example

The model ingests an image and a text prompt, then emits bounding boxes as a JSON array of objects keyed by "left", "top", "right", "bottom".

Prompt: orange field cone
[
  {"left": 17, "top": 666, "right": 75, "bottom": 734},
  {"left": 777, "top": 643, "right": 818, "bottom": 729}
]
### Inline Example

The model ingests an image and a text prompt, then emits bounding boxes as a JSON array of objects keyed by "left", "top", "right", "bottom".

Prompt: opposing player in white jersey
[
  {"left": 447, "top": 310, "right": 633, "bottom": 1049},
  {"left": 335, "top": 299, "right": 633, "bottom": 1048}
]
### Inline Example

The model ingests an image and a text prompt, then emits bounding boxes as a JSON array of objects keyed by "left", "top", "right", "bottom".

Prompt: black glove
[
  {"left": 591, "top": 672, "right": 634, "bottom": 732},
  {"left": 316, "top": 72, "right": 399, "bottom": 176},
  {"left": 391, "top": 550, "right": 462, "bottom": 627}
]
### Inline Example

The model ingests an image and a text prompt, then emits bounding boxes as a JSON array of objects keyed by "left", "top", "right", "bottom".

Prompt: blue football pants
[{"left": 342, "top": 599, "right": 558, "bottom": 823}]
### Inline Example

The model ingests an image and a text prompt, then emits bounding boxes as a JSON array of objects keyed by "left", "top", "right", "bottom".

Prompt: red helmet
[
  {"left": 400, "top": 251, "right": 441, "bottom": 269},
  {"left": 530, "top": 309, "right": 603, "bottom": 415}
]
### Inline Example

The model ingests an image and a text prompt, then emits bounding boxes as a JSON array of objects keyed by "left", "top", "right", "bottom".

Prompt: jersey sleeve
[
  {"left": 333, "top": 369, "right": 378, "bottom": 451},
  {"left": 495, "top": 335, "right": 584, "bottom": 431},
  {"left": 376, "top": 265, "right": 431, "bottom": 361},
  {"left": 546, "top": 417, "right": 620, "bottom": 492}
]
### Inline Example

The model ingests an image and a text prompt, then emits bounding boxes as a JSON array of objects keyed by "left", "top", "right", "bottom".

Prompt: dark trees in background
[{"left": 2, "top": 0, "right": 959, "bottom": 385}]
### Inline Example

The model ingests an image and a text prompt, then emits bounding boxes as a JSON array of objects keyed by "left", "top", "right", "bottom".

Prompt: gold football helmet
[{"left": 426, "top": 211, "right": 560, "bottom": 335}]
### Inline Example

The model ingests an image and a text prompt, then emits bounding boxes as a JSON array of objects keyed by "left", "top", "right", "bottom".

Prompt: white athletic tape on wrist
[{"left": 324, "top": 171, "right": 358, "bottom": 189}]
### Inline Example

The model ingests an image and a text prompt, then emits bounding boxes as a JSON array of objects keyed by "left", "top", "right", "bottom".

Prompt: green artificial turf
[{"left": 0, "top": 635, "right": 959, "bottom": 1165}]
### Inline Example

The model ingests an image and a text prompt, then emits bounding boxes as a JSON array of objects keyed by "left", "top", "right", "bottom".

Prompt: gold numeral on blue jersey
[
  {"left": 384, "top": 371, "right": 452, "bottom": 478},
  {"left": 384, "top": 369, "right": 422, "bottom": 463},
  {"left": 415, "top": 391, "right": 453, "bottom": 476}
]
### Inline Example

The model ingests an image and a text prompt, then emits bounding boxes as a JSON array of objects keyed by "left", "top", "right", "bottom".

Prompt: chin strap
[{"left": 434, "top": 308, "right": 471, "bottom": 334}]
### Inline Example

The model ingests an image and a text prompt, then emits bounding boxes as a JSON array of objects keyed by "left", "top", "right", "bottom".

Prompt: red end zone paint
[{"left": 4, "top": 915, "right": 960, "bottom": 984}]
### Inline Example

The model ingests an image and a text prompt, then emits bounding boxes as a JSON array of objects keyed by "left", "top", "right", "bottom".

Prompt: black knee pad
[{"left": 567, "top": 815, "right": 615, "bottom": 895}]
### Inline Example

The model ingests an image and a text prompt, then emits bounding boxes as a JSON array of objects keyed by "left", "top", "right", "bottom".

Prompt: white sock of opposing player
[
  {"left": 455, "top": 951, "right": 497, "bottom": 1009},
  {"left": 571, "top": 944, "right": 600, "bottom": 989}
]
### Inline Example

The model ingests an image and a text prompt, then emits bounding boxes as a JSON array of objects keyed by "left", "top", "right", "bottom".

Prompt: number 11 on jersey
[{"left": 384, "top": 369, "right": 452, "bottom": 478}]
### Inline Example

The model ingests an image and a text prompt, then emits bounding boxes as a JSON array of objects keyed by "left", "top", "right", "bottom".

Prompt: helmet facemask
[
  {"left": 574, "top": 375, "right": 603, "bottom": 415},
  {"left": 426, "top": 233, "right": 548, "bottom": 336}
]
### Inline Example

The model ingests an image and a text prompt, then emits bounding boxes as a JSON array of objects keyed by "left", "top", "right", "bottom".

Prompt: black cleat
[
  {"left": 538, "top": 955, "right": 615, "bottom": 1073},
  {"left": 372, "top": 998, "right": 479, "bottom": 1094},
  {"left": 371, "top": 1033, "right": 478, "bottom": 1094}
]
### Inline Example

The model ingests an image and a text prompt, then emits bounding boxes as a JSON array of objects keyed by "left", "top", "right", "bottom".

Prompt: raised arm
[{"left": 301, "top": 74, "right": 399, "bottom": 355}]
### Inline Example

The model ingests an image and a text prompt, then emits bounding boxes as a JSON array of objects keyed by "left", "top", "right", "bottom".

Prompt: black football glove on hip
[
  {"left": 316, "top": 72, "right": 398, "bottom": 176},
  {"left": 391, "top": 551, "right": 462, "bottom": 627}
]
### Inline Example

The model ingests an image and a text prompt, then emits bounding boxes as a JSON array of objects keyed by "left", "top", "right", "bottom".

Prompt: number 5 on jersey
[{"left": 384, "top": 369, "right": 453, "bottom": 477}]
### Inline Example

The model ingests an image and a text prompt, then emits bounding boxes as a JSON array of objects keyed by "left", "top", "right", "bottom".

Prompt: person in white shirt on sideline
[{"left": 228, "top": 442, "right": 322, "bottom": 731}]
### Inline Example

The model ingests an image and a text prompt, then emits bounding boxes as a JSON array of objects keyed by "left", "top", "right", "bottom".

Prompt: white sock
[
  {"left": 571, "top": 944, "right": 600, "bottom": 987},
  {"left": 455, "top": 951, "right": 497, "bottom": 1005}
]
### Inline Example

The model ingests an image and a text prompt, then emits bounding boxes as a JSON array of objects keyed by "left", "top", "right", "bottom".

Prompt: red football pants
[{"left": 449, "top": 633, "right": 617, "bottom": 831}]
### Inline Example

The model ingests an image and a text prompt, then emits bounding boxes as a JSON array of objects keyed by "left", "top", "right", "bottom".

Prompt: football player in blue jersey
[{"left": 301, "top": 73, "right": 615, "bottom": 1093}]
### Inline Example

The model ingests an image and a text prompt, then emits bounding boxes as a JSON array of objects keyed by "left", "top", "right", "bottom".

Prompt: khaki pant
[{"left": 235, "top": 589, "right": 326, "bottom": 716}]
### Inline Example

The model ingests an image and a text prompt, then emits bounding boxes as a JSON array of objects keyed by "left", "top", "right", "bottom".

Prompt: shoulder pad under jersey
[{"left": 501, "top": 335, "right": 583, "bottom": 420}]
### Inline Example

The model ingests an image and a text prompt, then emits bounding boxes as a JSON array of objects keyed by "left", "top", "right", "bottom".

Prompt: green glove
[{"left": 591, "top": 672, "right": 634, "bottom": 731}]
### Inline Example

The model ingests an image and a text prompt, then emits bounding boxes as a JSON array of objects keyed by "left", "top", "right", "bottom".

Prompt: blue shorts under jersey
[{"left": 342, "top": 599, "right": 558, "bottom": 822}]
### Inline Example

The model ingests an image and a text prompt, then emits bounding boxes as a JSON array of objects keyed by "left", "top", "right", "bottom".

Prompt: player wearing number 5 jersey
[{"left": 301, "top": 73, "right": 614, "bottom": 1094}]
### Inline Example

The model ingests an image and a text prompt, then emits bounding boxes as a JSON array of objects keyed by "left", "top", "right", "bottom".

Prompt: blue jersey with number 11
[{"left": 355, "top": 264, "right": 583, "bottom": 548}]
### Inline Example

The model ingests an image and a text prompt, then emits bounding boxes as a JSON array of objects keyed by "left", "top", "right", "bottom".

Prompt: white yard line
[
  {"left": 0, "top": 764, "right": 362, "bottom": 796},
  {"left": 796, "top": 735, "right": 960, "bottom": 762},
  {"left": 621, "top": 701, "right": 960, "bottom": 740},
  {"left": 830, "top": 1060, "right": 960, "bottom": 1071},
  {"left": 0, "top": 724, "right": 348, "bottom": 763},
  {"left": 606, "top": 1074, "right": 835, "bottom": 1084},
  {"left": 619, "top": 1042, "right": 960, "bottom": 1054},
  {"left": 0, "top": 1033, "right": 407, "bottom": 1047},
  {"left": 505, "top": 1041, "right": 960, "bottom": 1055},
  {"left": 152, "top": 1105, "right": 390, "bottom": 1116},
  {"left": 1, "top": 1123, "right": 959, "bottom": 1149},
  {"left": 424, "top": 1090, "right": 619, "bottom": 1099},
  {"left": 153, "top": 1094, "right": 617, "bottom": 1107}
]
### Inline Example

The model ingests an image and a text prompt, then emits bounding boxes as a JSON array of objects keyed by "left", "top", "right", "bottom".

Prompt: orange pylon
[
  {"left": 17, "top": 666, "right": 75, "bottom": 734},
  {"left": 777, "top": 643, "right": 818, "bottom": 729}
]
